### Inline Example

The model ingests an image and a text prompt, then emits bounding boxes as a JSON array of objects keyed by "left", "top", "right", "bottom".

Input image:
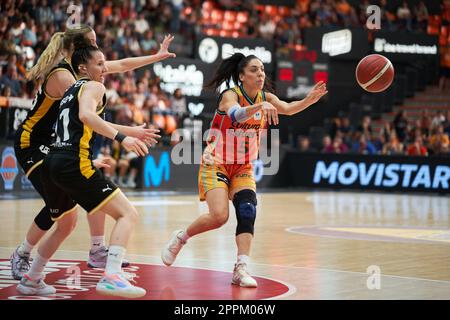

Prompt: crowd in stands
[{"left": 298, "top": 110, "right": 450, "bottom": 156}]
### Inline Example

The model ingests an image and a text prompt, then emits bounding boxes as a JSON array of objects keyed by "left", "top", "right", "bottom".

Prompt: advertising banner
[
  {"left": 0, "top": 144, "right": 34, "bottom": 193},
  {"left": 150, "top": 58, "right": 214, "bottom": 99},
  {"left": 287, "top": 152, "right": 449, "bottom": 193},
  {"left": 303, "top": 27, "right": 369, "bottom": 60},
  {"left": 195, "top": 36, "right": 275, "bottom": 71},
  {"left": 373, "top": 31, "right": 439, "bottom": 63}
]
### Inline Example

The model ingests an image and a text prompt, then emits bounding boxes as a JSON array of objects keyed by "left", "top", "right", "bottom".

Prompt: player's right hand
[
  {"left": 122, "top": 136, "right": 149, "bottom": 157},
  {"left": 261, "top": 101, "right": 279, "bottom": 126}
]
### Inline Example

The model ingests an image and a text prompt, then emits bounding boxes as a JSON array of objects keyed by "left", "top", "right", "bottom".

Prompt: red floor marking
[{"left": 0, "top": 259, "right": 290, "bottom": 300}]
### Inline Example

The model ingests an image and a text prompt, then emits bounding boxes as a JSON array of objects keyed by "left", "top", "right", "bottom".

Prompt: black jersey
[
  {"left": 53, "top": 78, "right": 106, "bottom": 179},
  {"left": 15, "top": 59, "right": 76, "bottom": 149}
]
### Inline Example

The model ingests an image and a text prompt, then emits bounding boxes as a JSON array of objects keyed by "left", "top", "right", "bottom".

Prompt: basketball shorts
[
  {"left": 198, "top": 162, "right": 256, "bottom": 201},
  {"left": 15, "top": 145, "right": 77, "bottom": 220},
  {"left": 42, "top": 151, "right": 119, "bottom": 215}
]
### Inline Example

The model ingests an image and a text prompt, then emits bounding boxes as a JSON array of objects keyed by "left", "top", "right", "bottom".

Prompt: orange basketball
[{"left": 355, "top": 54, "right": 394, "bottom": 93}]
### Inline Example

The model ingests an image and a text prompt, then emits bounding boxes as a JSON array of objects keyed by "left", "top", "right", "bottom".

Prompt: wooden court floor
[{"left": 0, "top": 190, "right": 449, "bottom": 299}]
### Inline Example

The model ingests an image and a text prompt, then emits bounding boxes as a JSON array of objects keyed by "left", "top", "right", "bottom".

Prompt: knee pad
[
  {"left": 233, "top": 189, "right": 257, "bottom": 236},
  {"left": 34, "top": 206, "right": 55, "bottom": 231}
]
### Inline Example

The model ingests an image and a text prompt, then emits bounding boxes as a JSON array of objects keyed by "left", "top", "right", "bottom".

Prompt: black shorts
[
  {"left": 42, "top": 151, "right": 119, "bottom": 214},
  {"left": 14, "top": 144, "right": 50, "bottom": 176},
  {"left": 14, "top": 145, "right": 76, "bottom": 220}
]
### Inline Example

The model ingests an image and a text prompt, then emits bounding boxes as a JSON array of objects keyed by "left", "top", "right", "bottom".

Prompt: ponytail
[
  {"left": 205, "top": 53, "right": 273, "bottom": 93},
  {"left": 26, "top": 32, "right": 64, "bottom": 80},
  {"left": 26, "top": 24, "right": 94, "bottom": 81},
  {"left": 205, "top": 53, "right": 246, "bottom": 91}
]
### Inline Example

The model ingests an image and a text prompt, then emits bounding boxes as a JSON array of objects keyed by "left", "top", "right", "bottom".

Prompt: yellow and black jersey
[
  {"left": 52, "top": 78, "right": 106, "bottom": 179},
  {"left": 15, "top": 59, "right": 76, "bottom": 149}
]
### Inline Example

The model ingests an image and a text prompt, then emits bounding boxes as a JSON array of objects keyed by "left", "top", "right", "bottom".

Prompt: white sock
[
  {"left": 105, "top": 245, "right": 126, "bottom": 275},
  {"left": 90, "top": 236, "right": 105, "bottom": 251},
  {"left": 27, "top": 253, "right": 48, "bottom": 280},
  {"left": 237, "top": 255, "right": 250, "bottom": 265},
  {"left": 177, "top": 230, "right": 190, "bottom": 243},
  {"left": 18, "top": 239, "right": 34, "bottom": 255}
]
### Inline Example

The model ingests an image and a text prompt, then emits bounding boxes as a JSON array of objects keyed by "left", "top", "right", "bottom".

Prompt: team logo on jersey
[
  {"left": 39, "top": 145, "right": 50, "bottom": 155},
  {"left": 0, "top": 147, "right": 19, "bottom": 191},
  {"left": 254, "top": 111, "right": 262, "bottom": 120}
]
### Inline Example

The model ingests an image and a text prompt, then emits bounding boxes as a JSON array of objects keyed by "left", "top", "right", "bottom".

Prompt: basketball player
[
  {"left": 17, "top": 44, "right": 153, "bottom": 298},
  {"left": 161, "top": 53, "right": 327, "bottom": 287},
  {"left": 11, "top": 25, "right": 175, "bottom": 280}
]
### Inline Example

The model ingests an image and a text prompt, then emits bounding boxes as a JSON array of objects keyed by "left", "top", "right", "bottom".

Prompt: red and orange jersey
[{"left": 205, "top": 85, "right": 267, "bottom": 164}]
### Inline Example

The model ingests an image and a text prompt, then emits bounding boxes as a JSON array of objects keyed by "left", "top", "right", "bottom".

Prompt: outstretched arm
[
  {"left": 219, "top": 90, "right": 279, "bottom": 125},
  {"left": 268, "top": 81, "right": 328, "bottom": 116},
  {"left": 104, "top": 34, "right": 176, "bottom": 74},
  {"left": 78, "top": 81, "right": 149, "bottom": 156}
]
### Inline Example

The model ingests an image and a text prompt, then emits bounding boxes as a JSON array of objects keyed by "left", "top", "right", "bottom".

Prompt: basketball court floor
[{"left": 0, "top": 190, "right": 449, "bottom": 300}]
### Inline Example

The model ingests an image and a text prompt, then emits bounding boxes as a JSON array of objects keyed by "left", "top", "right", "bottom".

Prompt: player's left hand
[
  {"left": 93, "top": 158, "right": 111, "bottom": 169},
  {"left": 129, "top": 124, "right": 161, "bottom": 146},
  {"left": 158, "top": 34, "right": 177, "bottom": 60},
  {"left": 305, "top": 81, "right": 328, "bottom": 105}
]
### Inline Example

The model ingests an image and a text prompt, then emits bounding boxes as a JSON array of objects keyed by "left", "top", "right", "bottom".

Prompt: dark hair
[
  {"left": 205, "top": 53, "right": 273, "bottom": 92},
  {"left": 71, "top": 43, "right": 101, "bottom": 75}
]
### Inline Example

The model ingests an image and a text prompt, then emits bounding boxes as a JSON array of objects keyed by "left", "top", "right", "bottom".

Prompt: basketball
[{"left": 355, "top": 54, "right": 394, "bottom": 93}]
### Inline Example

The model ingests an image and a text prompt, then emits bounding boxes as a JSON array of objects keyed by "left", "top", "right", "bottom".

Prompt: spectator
[
  {"left": 258, "top": 13, "right": 276, "bottom": 40},
  {"left": 431, "top": 111, "right": 446, "bottom": 130},
  {"left": 298, "top": 136, "right": 317, "bottom": 152},
  {"left": 170, "top": 88, "right": 187, "bottom": 114},
  {"left": 352, "top": 133, "right": 377, "bottom": 155},
  {"left": 321, "top": 135, "right": 333, "bottom": 153},
  {"left": 135, "top": 12, "right": 150, "bottom": 34},
  {"left": 357, "top": 115, "right": 373, "bottom": 137},
  {"left": 393, "top": 110, "right": 408, "bottom": 142},
  {"left": 382, "top": 131, "right": 404, "bottom": 155},
  {"left": 397, "top": 1, "right": 412, "bottom": 31},
  {"left": 429, "top": 125, "right": 450, "bottom": 155},
  {"left": 414, "top": 1, "right": 428, "bottom": 32},
  {"left": 0, "top": 66, "right": 21, "bottom": 96},
  {"left": 140, "top": 30, "right": 158, "bottom": 54},
  {"left": 22, "top": 18, "right": 37, "bottom": 47},
  {"left": 420, "top": 110, "right": 432, "bottom": 136},
  {"left": 406, "top": 136, "right": 428, "bottom": 156}
]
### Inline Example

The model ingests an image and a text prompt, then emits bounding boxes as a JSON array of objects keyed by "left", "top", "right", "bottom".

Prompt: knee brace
[
  {"left": 34, "top": 206, "right": 55, "bottom": 231},
  {"left": 233, "top": 189, "right": 257, "bottom": 236}
]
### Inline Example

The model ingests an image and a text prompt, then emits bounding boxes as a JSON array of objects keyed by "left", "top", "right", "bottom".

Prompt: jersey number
[{"left": 57, "top": 108, "right": 70, "bottom": 142}]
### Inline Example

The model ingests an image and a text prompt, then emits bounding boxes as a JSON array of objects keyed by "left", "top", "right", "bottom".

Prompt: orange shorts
[{"left": 198, "top": 162, "right": 256, "bottom": 201}]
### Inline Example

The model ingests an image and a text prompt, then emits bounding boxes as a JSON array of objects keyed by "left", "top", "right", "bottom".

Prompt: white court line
[
  {"left": 130, "top": 200, "right": 195, "bottom": 206},
  {"left": 1, "top": 246, "right": 449, "bottom": 286}
]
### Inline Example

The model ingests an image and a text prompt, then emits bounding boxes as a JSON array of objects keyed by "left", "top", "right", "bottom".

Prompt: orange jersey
[{"left": 205, "top": 85, "right": 267, "bottom": 164}]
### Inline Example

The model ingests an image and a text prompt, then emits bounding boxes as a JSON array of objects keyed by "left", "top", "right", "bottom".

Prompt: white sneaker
[
  {"left": 231, "top": 263, "right": 258, "bottom": 288},
  {"left": 161, "top": 230, "right": 186, "bottom": 266},
  {"left": 96, "top": 272, "right": 146, "bottom": 299},
  {"left": 17, "top": 274, "right": 56, "bottom": 295},
  {"left": 125, "top": 178, "right": 136, "bottom": 188}
]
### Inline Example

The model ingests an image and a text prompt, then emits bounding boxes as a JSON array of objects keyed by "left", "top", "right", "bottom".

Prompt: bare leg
[{"left": 186, "top": 188, "right": 230, "bottom": 237}]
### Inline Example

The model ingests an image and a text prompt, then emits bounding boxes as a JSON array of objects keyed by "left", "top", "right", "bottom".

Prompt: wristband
[{"left": 114, "top": 132, "right": 126, "bottom": 143}]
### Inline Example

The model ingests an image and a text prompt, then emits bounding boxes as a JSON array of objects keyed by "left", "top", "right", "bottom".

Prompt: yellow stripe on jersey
[
  {"left": 44, "top": 68, "right": 74, "bottom": 99},
  {"left": 79, "top": 124, "right": 94, "bottom": 179},
  {"left": 20, "top": 96, "right": 55, "bottom": 149},
  {"left": 77, "top": 82, "right": 106, "bottom": 179}
]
